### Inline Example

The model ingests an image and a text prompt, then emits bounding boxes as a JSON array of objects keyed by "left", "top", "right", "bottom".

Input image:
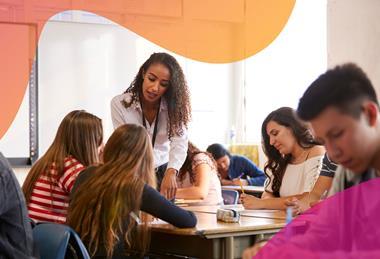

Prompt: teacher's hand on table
[{"left": 160, "top": 168, "right": 178, "bottom": 200}]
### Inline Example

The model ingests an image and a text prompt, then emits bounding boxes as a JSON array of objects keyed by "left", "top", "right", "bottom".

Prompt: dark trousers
[{"left": 155, "top": 163, "right": 168, "bottom": 191}]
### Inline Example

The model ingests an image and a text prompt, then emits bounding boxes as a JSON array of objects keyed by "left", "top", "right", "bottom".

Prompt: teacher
[{"left": 111, "top": 52, "right": 191, "bottom": 200}]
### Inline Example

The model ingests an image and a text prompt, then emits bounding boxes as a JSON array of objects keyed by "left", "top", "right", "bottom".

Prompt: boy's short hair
[
  {"left": 206, "top": 143, "right": 230, "bottom": 160},
  {"left": 297, "top": 63, "right": 378, "bottom": 121}
]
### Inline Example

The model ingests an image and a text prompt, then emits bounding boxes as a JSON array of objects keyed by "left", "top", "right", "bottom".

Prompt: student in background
[
  {"left": 206, "top": 143, "right": 265, "bottom": 186},
  {"left": 22, "top": 110, "right": 103, "bottom": 223},
  {"left": 67, "top": 124, "right": 196, "bottom": 258},
  {"left": 175, "top": 142, "right": 223, "bottom": 205},
  {"left": 241, "top": 107, "right": 324, "bottom": 210},
  {"left": 0, "top": 153, "right": 35, "bottom": 258},
  {"left": 111, "top": 52, "right": 191, "bottom": 200},
  {"left": 242, "top": 63, "right": 380, "bottom": 258}
]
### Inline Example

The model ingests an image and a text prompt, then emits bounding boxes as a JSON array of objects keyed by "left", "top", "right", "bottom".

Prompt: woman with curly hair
[
  {"left": 176, "top": 142, "right": 223, "bottom": 205},
  {"left": 241, "top": 107, "right": 325, "bottom": 210},
  {"left": 111, "top": 52, "right": 191, "bottom": 200}
]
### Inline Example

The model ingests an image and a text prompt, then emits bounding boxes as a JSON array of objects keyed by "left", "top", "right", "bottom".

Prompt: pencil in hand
[{"left": 239, "top": 178, "right": 245, "bottom": 194}]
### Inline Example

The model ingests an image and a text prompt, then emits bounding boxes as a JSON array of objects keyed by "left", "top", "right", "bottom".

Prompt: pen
[
  {"left": 239, "top": 178, "right": 245, "bottom": 194},
  {"left": 238, "top": 172, "right": 244, "bottom": 179}
]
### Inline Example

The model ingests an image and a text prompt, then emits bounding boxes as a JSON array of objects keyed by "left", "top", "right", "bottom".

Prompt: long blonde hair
[
  {"left": 22, "top": 110, "right": 103, "bottom": 203},
  {"left": 67, "top": 124, "right": 156, "bottom": 257}
]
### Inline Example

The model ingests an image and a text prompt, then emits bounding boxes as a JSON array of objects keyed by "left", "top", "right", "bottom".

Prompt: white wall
[
  {"left": 327, "top": 0, "right": 380, "bottom": 93},
  {"left": 243, "top": 0, "right": 327, "bottom": 169},
  {"left": 13, "top": 167, "right": 29, "bottom": 185},
  {"left": 38, "top": 18, "right": 236, "bottom": 154},
  {"left": 244, "top": 0, "right": 327, "bottom": 144},
  {"left": 11, "top": 0, "right": 380, "bottom": 180}
]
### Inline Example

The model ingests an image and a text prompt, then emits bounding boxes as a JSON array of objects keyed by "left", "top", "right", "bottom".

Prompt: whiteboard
[
  {"left": 38, "top": 21, "right": 140, "bottom": 154},
  {"left": 37, "top": 20, "right": 233, "bottom": 155},
  {"left": 1, "top": 17, "right": 234, "bottom": 164}
]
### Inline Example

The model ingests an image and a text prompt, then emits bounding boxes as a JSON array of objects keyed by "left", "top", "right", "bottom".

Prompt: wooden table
[
  {"left": 185, "top": 205, "right": 286, "bottom": 220},
  {"left": 222, "top": 185, "right": 265, "bottom": 197},
  {"left": 149, "top": 207, "right": 286, "bottom": 259},
  {"left": 174, "top": 199, "right": 204, "bottom": 206}
]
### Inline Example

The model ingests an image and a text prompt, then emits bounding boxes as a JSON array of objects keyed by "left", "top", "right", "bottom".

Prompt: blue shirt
[{"left": 227, "top": 155, "right": 266, "bottom": 186}]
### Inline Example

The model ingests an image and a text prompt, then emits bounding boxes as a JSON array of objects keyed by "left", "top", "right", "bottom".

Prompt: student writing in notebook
[
  {"left": 206, "top": 143, "right": 266, "bottom": 186},
  {"left": 243, "top": 63, "right": 380, "bottom": 258},
  {"left": 241, "top": 107, "right": 325, "bottom": 210},
  {"left": 175, "top": 142, "right": 223, "bottom": 205}
]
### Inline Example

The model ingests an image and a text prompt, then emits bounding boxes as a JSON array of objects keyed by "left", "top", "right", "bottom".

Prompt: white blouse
[
  {"left": 265, "top": 155, "right": 323, "bottom": 197},
  {"left": 111, "top": 92, "right": 188, "bottom": 170}
]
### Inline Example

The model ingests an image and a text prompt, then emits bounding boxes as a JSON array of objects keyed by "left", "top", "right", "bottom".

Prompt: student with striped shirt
[
  {"left": 67, "top": 124, "right": 196, "bottom": 258},
  {"left": 22, "top": 110, "right": 103, "bottom": 223}
]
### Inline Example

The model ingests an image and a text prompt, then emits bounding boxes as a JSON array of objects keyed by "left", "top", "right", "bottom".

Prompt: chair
[
  {"left": 222, "top": 189, "right": 239, "bottom": 205},
  {"left": 32, "top": 223, "right": 90, "bottom": 259}
]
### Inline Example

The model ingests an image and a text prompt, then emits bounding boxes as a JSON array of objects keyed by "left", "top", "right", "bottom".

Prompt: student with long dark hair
[
  {"left": 242, "top": 63, "right": 380, "bottom": 259},
  {"left": 241, "top": 107, "right": 324, "bottom": 209}
]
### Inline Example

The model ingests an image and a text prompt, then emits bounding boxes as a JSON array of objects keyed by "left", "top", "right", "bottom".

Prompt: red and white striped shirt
[{"left": 28, "top": 156, "right": 85, "bottom": 223}]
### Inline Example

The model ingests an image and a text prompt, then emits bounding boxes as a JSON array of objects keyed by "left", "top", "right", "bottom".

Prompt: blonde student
[
  {"left": 22, "top": 110, "right": 103, "bottom": 223},
  {"left": 175, "top": 142, "right": 223, "bottom": 205},
  {"left": 241, "top": 107, "right": 324, "bottom": 210},
  {"left": 67, "top": 124, "right": 196, "bottom": 258}
]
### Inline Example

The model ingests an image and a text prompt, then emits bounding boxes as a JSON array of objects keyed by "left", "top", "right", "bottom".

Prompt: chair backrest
[
  {"left": 222, "top": 189, "right": 239, "bottom": 205},
  {"left": 32, "top": 223, "right": 90, "bottom": 259}
]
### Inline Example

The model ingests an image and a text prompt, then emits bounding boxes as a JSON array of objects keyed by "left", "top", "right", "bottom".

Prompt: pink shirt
[{"left": 177, "top": 153, "right": 223, "bottom": 205}]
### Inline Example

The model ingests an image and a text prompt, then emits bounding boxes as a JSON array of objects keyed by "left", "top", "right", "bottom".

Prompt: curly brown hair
[
  {"left": 124, "top": 52, "right": 191, "bottom": 139},
  {"left": 261, "top": 107, "right": 319, "bottom": 197}
]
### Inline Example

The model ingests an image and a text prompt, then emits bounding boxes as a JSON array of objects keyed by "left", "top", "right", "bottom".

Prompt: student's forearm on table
[{"left": 258, "top": 193, "right": 308, "bottom": 209}]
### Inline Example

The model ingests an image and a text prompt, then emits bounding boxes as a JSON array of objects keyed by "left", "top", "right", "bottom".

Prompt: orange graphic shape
[{"left": 0, "top": 0, "right": 295, "bottom": 139}]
